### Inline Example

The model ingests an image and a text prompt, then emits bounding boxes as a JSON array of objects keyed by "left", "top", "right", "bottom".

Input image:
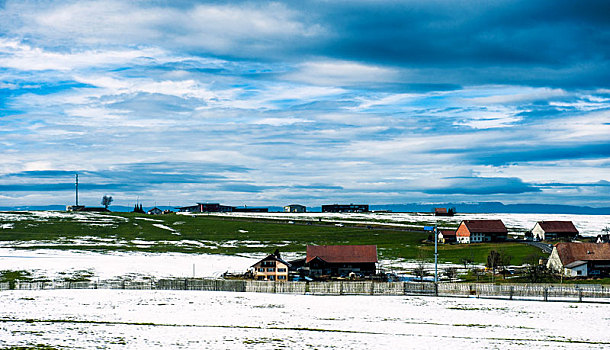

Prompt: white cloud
[{"left": 283, "top": 60, "right": 398, "bottom": 86}]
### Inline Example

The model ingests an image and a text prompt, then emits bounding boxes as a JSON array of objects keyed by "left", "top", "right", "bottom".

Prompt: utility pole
[
  {"left": 75, "top": 173, "right": 79, "bottom": 206},
  {"left": 434, "top": 224, "right": 438, "bottom": 283}
]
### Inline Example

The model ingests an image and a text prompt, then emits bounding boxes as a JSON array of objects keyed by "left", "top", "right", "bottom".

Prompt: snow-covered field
[
  {"left": 205, "top": 211, "right": 610, "bottom": 236},
  {"left": 0, "top": 249, "right": 258, "bottom": 280},
  {"left": 1, "top": 289, "right": 608, "bottom": 349}
]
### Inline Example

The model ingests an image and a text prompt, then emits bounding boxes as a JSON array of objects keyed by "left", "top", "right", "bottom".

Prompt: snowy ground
[
  {"left": 0, "top": 249, "right": 258, "bottom": 280},
  {"left": 208, "top": 212, "right": 610, "bottom": 237},
  {"left": 0, "top": 289, "right": 608, "bottom": 349}
]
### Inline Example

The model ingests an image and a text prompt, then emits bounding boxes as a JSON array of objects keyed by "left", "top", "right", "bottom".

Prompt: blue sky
[{"left": 1, "top": 0, "right": 609, "bottom": 207}]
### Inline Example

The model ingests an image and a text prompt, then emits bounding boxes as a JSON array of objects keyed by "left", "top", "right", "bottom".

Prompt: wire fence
[{"left": 2, "top": 279, "right": 609, "bottom": 303}]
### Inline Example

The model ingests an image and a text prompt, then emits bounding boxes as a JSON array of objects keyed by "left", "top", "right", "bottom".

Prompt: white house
[
  {"left": 547, "top": 242, "right": 610, "bottom": 277},
  {"left": 532, "top": 221, "right": 579, "bottom": 241}
]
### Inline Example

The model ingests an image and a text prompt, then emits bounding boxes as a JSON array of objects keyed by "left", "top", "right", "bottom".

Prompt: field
[
  {"left": 1, "top": 289, "right": 609, "bottom": 349},
  {"left": 0, "top": 211, "right": 546, "bottom": 264}
]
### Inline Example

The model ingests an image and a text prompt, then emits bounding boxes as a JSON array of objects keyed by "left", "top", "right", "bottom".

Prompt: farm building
[
  {"left": 547, "top": 242, "right": 610, "bottom": 277},
  {"left": 250, "top": 250, "right": 291, "bottom": 281},
  {"left": 146, "top": 207, "right": 163, "bottom": 215},
  {"left": 321, "top": 204, "right": 369, "bottom": 213},
  {"left": 438, "top": 229, "right": 457, "bottom": 244},
  {"left": 306, "top": 245, "right": 377, "bottom": 277},
  {"left": 177, "top": 203, "right": 235, "bottom": 213},
  {"left": 434, "top": 208, "right": 455, "bottom": 216},
  {"left": 455, "top": 220, "right": 508, "bottom": 244},
  {"left": 284, "top": 204, "right": 306, "bottom": 213},
  {"left": 531, "top": 221, "right": 579, "bottom": 241}
]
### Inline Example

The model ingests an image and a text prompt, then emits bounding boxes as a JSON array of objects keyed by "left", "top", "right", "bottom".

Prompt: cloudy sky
[{"left": 1, "top": 0, "right": 609, "bottom": 208}]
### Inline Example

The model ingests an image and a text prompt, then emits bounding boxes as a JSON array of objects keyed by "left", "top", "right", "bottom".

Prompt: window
[
  {"left": 277, "top": 268, "right": 286, "bottom": 272},
  {"left": 268, "top": 275, "right": 275, "bottom": 281},
  {"left": 258, "top": 268, "right": 265, "bottom": 272},
  {"left": 278, "top": 275, "right": 286, "bottom": 280},
  {"left": 267, "top": 268, "right": 275, "bottom": 272},
  {"left": 261, "top": 261, "right": 275, "bottom": 267}
]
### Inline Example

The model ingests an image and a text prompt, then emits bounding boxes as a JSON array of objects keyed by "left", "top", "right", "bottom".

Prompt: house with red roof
[
  {"left": 531, "top": 221, "right": 579, "bottom": 241},
  {"left": 547, "top": 242, "right": 610, "bottom": 277},
  {"left": 306, "top": 245, "right": 378, "bottom": 277},
  {"left": 455, "top": 220, "right": 508, "bottom": 244}
]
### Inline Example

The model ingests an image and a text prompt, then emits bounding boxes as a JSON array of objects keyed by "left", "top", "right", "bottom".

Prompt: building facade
[
  {"left": 531, "top": 221, "right": 579, "bottom": 241},
  {"left": 250, "top": 252, "right": 291, "bottom": 281},
  {"left": 284, "top": 204, "right": 306, "bottom": 213},
  {"left": 455, "top": 220, "right": 508, "bottom": 244},
  {"left": 547, "top": 242, "right": 610, "bottom": 277}
]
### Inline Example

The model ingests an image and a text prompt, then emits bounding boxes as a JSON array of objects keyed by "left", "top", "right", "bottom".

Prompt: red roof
[
  {"left": 306, "top": 245, "right": 378, "bottom": 264},
  {"left": 555, "top": 242, "right": 610, "bottom": 265},
  {"left": 461, "top": 220, "right": 507, "bottom": 233},
  {"left": 434, "top": 208, "right": 447, "bottom": 214},
  {"left": 440, "top": 229, "right": 456, "bottom": 237},
  {"left": 537, "top": 221, "right": 579, "bottom": 233}
]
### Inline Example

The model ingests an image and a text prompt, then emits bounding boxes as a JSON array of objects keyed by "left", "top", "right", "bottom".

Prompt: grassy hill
[{"left": 0, "top": 211, "right": 543, "bottom": 264}]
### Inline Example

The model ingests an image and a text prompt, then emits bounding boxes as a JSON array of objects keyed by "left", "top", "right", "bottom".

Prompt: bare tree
[
  {"left": 444, "top": 267, "right": 458, "bottom": 281},
  {"left": 413, "top": 251, "right": 429, "bottom": 281},
  {"left": 101, "top": 195, "right": 113, "bottom": 209}
]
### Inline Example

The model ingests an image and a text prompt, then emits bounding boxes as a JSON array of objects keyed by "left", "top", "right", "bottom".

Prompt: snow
[
  {"left": 0, "top": 289, "right": 608, "bottom": 349},
  {"left": 1, "top": 223, "right": 14, "bottom": 229},
  {"left": 0, "top": 249, "right": 256, "bottom": 280},
  {"left": 152, "top": 223, "right": 181, "bottom": 235},
  {"left": 194, "top": 212, "right": 610, "bottom": 236}
]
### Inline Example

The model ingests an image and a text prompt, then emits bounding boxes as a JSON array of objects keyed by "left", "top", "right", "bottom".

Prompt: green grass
[{"left": 0, "top": 211, "right": 541, "bottom": 264}]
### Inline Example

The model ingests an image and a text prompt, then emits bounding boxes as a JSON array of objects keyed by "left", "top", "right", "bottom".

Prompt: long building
[{"left": 321, "top": 204, "right": 369, "bottom": 213}]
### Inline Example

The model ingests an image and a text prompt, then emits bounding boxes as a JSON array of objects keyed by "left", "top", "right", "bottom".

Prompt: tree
[
  {"left": 524, "top": 254, "right": 552, "bottom": 283},
  {"left": 486, "top": 250, "right": 501, "bottom": 282},
  {"left": 498, "top": 250, "right": 513, "bottom": 279},
  {"left": 444, "top": 267, "right": 458, "bottom": 281},
  {"left": 101, "top": 195, "right": 113, "bottom": 209},
  {"left": 414, "top": 251, "right": 429, "bottom": 281}
]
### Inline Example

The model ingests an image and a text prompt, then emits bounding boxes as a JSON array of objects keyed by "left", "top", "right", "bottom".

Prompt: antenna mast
[{"left": 75, "top": 173, "right": 79, "bottom": 206}]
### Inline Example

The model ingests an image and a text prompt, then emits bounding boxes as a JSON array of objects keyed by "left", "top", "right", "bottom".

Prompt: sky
[{"left": 1, "top": 0, "right": 609, "bottom": 208}]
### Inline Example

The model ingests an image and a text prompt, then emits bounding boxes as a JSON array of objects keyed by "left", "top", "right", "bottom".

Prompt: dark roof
[
  {"left": 440, "top": 229, "right": 456, "bottom": 237},
  {"left": 435, "top": 208, "right": 447, "bottom": 214},
  {"left": 537, "top": 221, "right": 579, "bottom": 233},
  {"left": 461, "top": 220, "right": 507, "bottom": 234},
  {"left": 555, "top": 243, "right": 610, "bottom": 265},
  {"left": 306, "top": 245, "right": 377, "bottom": 263},
  {"left": 251, "top": 253, "right": 292, "bottom": 268}
]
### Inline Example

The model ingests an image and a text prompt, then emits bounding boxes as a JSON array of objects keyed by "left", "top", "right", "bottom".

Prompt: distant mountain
[
  {"left": 368, "top": 202, "right": 610, "bottom": 215},
  {"left": 1, "top": 202, "right": 608, "bottom": 214}
]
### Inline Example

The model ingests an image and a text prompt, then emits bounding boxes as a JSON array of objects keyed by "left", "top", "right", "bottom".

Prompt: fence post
[
  {"left": 543, "top": 287, "right": 548, "bottom": 302},
  {"left": 339, "top": 281, "right": 343, "bottom": 295},
  {"left": 370, "top": 281, "right": 374, "bottom": 295},
  {"left": 305, "top": 281, "right": 309, "bottom": 295},
  {"left": 509, "top": 286, "right": 513, "bottom": 300},
  {"left": 403, "top": 282, "right": 407, "bottom": 295},
  {"left": 434, "top": 283, "right": 438, "bottom": 297},
  {"left": 578, "top": 290, "right": 583, "bottom": 303}
]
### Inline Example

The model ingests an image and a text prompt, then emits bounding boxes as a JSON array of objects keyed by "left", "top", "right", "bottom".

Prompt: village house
[
  {"left": 438, "top": 229, "right": 457, "bottom": 244},
  {"left": 250, "top": 250, "right": 291, "bottom": 281},
  {"left": 547, "top": 242, "right": 610, "bottom": 277},
  {"left": 305, "top": 245, "right": 377, "bottom": 277},
  {"left": 531, "top": 221, "right": 579, "bottom": 241},
  {"left": 284, "top": 204, "right": 306, "bottom": 213},
  {"left": 455, "top": 220, "right": 508, "bottom": 244},
  {"left": 147, "top": 207, "right": 163, "bottom": 215}
]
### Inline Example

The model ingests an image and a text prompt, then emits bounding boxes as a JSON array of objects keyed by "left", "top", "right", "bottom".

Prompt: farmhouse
[
  {"left": 284, "top": 204, "right": 306, "bottom": 213},
  {"left": 455, "top": 220, "right": 508, "bottom": 244},
  {"left": 547, "top": 242, "right": 610, "bottom": 277},
  {"left": 438, "top": 229, "right": 457, "bottom": 244},
  {"left": 531, "top": 221, "right": 579, "bottom": 241},
  {"left": 306, "top": 245, "right": 377, "bottom": 277},
  {"left": 250, "top": 250, "right": 291, "bottom": 281},
  {"left": 147, "top": 207, "right": 163, "bottom": 215}
]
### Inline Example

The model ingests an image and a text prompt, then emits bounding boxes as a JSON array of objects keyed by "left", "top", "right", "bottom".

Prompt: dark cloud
[{"left": 425, "top": 176, "right": 540, "bottom": 195}]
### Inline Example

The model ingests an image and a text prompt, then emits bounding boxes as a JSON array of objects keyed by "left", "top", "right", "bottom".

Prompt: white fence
[{"left": 4, "top": 279, "right": 610, "bottom": 303}]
